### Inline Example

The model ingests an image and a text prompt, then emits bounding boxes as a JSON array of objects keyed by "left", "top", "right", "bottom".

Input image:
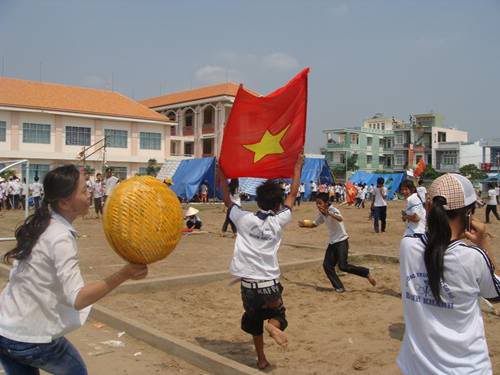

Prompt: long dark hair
[
  {"left": 3, "top": 165, "right": 81, "bottom": 264},
  {"left": 424, "top": 196, "right": 474, "bottom": 302}
]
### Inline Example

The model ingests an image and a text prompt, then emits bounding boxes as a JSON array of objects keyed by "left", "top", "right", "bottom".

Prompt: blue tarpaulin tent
[
  {"left": 171, "top": 157, "right": 217, "bottom": 201},
  {"left": 239, "top": 157, "right": 333, "bottom": 199},
  {"left": 349, "top": 171, "right": 405, "bottom": 200}
]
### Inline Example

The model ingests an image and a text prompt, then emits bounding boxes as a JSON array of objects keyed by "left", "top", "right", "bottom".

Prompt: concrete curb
[
  {"left": 91, "top": 305, "right": 259, "bottom": 375},
  {"left": 115, "top": 257, "right": 327, "bottom": 294}
]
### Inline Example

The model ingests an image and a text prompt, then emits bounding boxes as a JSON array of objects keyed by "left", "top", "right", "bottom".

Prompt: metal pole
[{"left": 25, "top": 160, "right": 30, "bottom": 218}]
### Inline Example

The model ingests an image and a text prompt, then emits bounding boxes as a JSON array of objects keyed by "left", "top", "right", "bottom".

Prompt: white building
[
  {"left": 0, "top": 77, "right": 174, "bottom": 181},
  {"left": 141, "top": 83, "right": 259, "bottom": 158},
  {"left": 434, "top": 141, "right": 488, "bottom": 173}
]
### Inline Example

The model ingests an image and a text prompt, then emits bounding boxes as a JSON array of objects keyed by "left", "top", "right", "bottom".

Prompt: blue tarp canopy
[
  {"left": 239, "top": 157, "right": 333, "bottom": 199},
  {"left": 171, "top": 157, "right": 217, "bottom": 201},
  {"left": 349, "top": 171, "right": 405, "bottom": 200}
]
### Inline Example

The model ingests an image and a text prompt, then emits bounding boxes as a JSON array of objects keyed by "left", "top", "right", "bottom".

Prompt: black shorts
[{"left": 240, "top": 282, "right": 287, "bottom": 336}]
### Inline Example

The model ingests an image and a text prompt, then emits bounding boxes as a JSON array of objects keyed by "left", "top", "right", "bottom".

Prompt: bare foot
[
  {"left": 368, "top": 274, "right": 377, "bottom": 287},
  {"left": 265, "top": 323, "right": 288, "bottom": 348},
  {"left": 257, "top": 358, "right": 270, "bottom": 370}
]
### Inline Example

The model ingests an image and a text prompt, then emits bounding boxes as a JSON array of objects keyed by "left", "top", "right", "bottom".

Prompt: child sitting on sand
[
  {"left": 219, "top": 154, "right": 304, "bottom": 370},
  {"left": 299, "top": 192, "right": 376, "bottom": 292},
  {"left": 185, "top": 207, "right": 202, "bottom": 230}
]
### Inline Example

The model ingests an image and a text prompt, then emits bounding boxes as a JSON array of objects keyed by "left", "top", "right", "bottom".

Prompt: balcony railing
[
  {"left": 183, "top": 126, "right": 194, "bottom": 136},
  {"left": 202, "top": 125, "right": 215, "bottom": 134}
]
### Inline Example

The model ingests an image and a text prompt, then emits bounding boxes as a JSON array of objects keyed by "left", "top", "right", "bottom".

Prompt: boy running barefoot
[
  {"left": 219, "top": 154, "right": 304, "bottom": 370},
  {"left": 299, "top": 193, "right": 376, "bottom": 292}
]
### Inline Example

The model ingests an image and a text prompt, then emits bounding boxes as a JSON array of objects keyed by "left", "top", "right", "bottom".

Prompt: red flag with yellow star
[{"left": 219, "top": 68, "right": 309, "bottom": 178}]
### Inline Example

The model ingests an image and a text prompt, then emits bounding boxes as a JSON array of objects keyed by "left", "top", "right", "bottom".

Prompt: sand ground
[{"left": 0, "top": 200, "right": 499, "bottom": 374}]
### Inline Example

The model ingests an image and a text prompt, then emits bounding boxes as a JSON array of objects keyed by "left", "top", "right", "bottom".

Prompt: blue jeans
[{"left": 0, "top": 335, "right": 87, "bottom": 375}]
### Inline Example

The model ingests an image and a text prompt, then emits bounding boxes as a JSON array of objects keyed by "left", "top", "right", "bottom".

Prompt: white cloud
[
  {"left": 194, "top": 65, "right": 227, "bottom": 84},
  {"left": 261, "top": 52, "right": 299, "bottom": 71}
]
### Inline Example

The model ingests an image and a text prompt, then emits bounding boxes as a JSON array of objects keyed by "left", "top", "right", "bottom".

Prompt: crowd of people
[{"left": 0, "top": 176, "right": 43, "bottom": 211}]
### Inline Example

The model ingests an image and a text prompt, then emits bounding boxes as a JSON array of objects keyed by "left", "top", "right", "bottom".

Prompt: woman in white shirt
[
  {"left": 0, "top": 165, "right": 147, "bottom": 375},
  {"left": 398, "top": 173, "right": 499, "bottom": 375},
  {"left": 400, "top": 179, "right": 426, "bottom": 237}
]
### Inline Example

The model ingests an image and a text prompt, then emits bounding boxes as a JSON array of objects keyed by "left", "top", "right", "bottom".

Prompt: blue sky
[{"left": 1, "top": 0, "right": 499, "bottom": 152}]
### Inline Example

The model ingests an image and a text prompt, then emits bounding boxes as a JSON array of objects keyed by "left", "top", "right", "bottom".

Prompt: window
[
  {"left": 184, "top": 142, "right": 194, "bottom": 156},
  {"left": 185, "top": 109, "right": 194, "bottom": 127},
  {"left": 106, "top": 166, "right": 127, "bottom": 180},
  {"left": 203, "top": 107, "right": 214, "bottom": 125},
  {"left": 438, "top": 132, "right": 447, "bottom": 142},
  {"left": 367, "top": 137, "right": 373, "bottom": 146},
  {"left": 23, "top": 123, "right": 51, "bottom": 144},
  {"left": 202, "top": 138, "right": 213, "bottom": 155},
  {"left": 395, "top": 153, "right": 405, "bottom": 166},
  {"left": 140, "top": 132, "right": 161, "bottom": 150},
  {"left": 367, "top": 155, "right": 373, "bottom": 164},
  {"left": 171, "top": 140, "right": 179, "bottom": 155},
  {"left": 22, "top": 164, "right": 50, "bottom": 184},
  {"left": 65, "top": 126, "right": 91, "bottom": 146},
  {"left": 138, "top": 167, "right": 148, "bottom": 175},
  {"left": 0, "top": 121, "right": 5, "bottom": 142},
  {"left": 105, "top": 129, "right": 128, "bottom": 148},
  {"left": 385, "top": 138, "right": 392, "bottom": 149},
  {"left": 395, "top": 134, "right": 404, "bottom": 145},
  {"left": 442, "top": 152, "right": 457, "bottom": 165},
  {"left": 350, "top": 134, "right": 359, "bottom": 144}
]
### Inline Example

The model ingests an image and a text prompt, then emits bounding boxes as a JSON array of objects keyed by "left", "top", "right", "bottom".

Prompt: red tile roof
[
  {"left": 141, "top": 82, "right": 252, "bottom": 108},
  {"left": 0, "top": 77, "right": 170, "bottom": 123}
]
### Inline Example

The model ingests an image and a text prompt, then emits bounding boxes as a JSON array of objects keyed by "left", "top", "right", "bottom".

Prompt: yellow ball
[{"left": 103, "top": 176, "right": 183, "bottom": 264}]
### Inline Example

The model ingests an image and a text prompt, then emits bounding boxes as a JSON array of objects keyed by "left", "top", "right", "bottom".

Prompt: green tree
[
  {"left": 146, "top": 158, "right": 161, "bottom": 176},
  {"left": 83, "top": 165, "right": 95, "bottom": 175},
  {"left": 459, "top": 164, "right": 487, "bottom": 181},
  {"left": 421, "top": 165, "right": 441, "bottom": 180},
  {"left": 347, "top": 154, "right": 359, "bottom": 172}
]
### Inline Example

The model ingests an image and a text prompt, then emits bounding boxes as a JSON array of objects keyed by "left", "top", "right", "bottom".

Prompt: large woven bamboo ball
[{"left": 103, "top": 176, "right": 183, "bottom": 264}]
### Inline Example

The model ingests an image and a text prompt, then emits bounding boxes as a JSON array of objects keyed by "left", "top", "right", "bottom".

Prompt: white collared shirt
[
  {"left": 404, "top": 193, "right": 426, "bottom": 236},
  {"left": 0, "top": 212, "right": 90, "bottom": 343},
  {"left": 105, "top": 176, "right": 119, "bottom": 196},
  {"left": 229, "top": 205, "right": 292, "bottom": 280}
]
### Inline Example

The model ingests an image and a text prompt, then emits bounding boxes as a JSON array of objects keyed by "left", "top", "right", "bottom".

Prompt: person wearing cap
[
  {"left": 398, "top": 173, "right": 500, "bottom": 375},
  {"left": 185, "top": 207, "right": 202, "bottom": 230}
]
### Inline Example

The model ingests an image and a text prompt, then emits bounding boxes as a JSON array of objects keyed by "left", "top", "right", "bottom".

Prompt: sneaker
[{"left": 335, "top": 288, "right": 345, "bottom": 293}]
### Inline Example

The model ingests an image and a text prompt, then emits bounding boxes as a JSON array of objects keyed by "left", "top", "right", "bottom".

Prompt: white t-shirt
[
  {"left": 314, "top": 205, "right": 348, "bottom": 244},
  {"left": 311, "top": 182, "right": 317, "bottom": 192},
  {"left": 229, "top": 205, "right": 292, "bottom": 280},
  {"left": 0, "top": 212, "right": 90, "bottom": 343},
  {"left": 299, "top": 184, "right": 305, "bottom": 193},
  {"left": 105, "top": 176, "right": 119, "bottom": 196},
  {"left": 373, "top": 186, "right": 388, "bottom": 207},
  {"left": 487, "top": 189, "right": 498, "bottom": 206},
  {"left": 230, "top": 187, "right": 241, "bottom": 206},
  {"left": 284, "top": 184, "right": 291, "bottom": 195},
  {"left": 200, "top": 184, "right": 208, "bottom": 194},
  {"left": 30, "top": 182, "right": 43, "bottom": 198},
  {"left": 93, "top": 181, "right": 104, "bottom": 199},
  {"left": 416, "top": 186, "right": 427, "bottom": 202},
  {"left": 398, "top": 235, "right": 500, "bottom": 375},
  {"left": 9, "top": 180, "right": 21, "bottom": 195},
  {"left": 404, "top": 193, "right": 426, "bottom": 236}
]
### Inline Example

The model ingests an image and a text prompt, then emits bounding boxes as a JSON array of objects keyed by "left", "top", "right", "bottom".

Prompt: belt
[{"left": 241, "top": 279, "right": 280, "bottom": 289}]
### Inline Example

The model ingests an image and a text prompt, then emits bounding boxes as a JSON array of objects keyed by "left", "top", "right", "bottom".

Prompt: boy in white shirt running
[
  {"left": 485, "top": 183, "right": 499, "bottom": 223},
  {"left": 299, "top": 192, "right": 376, "bottom": 292},
  {"left": 219, "top": 154, "right": 304, "bottom": 370}
]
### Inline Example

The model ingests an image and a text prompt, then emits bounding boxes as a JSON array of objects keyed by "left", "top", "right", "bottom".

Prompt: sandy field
[
  {"left": 99, "top": 262, "right": 500, "bottom": 374},
  {"left": 1, "top": 200, "right": 499, "bottom": 374}
]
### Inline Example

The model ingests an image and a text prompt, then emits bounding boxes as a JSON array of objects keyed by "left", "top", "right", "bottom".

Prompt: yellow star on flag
[{"left": 243, "top": 124, "right": 290, "bottom": 163}]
